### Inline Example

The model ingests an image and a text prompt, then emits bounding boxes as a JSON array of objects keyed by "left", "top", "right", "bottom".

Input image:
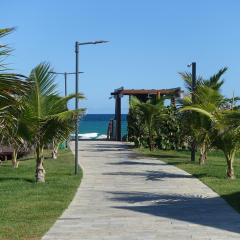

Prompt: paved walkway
[{"left": 43, "top": 141, "right": 240, "bottom": 240}]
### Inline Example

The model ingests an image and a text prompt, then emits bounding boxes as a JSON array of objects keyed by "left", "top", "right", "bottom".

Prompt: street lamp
[
  {"left": 50, "top": 71, "right": 83, "bottom": 96},
  {"left": 75, "top": 40, "right": 109, "bottom": 174},
  {"left": 188, "top": 62, "right": 196, "bottom": 162}
]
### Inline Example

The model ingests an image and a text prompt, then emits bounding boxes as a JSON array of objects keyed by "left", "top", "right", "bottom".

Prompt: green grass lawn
[
  {"left": 0, "top": 149, "right": 81, "bottom": 240},
  {"left": 138, "top": 148, "right": 240, "bottom": 213}
]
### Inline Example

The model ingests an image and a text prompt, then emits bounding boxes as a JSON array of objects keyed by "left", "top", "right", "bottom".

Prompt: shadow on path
[
  {"left": 107, "top": 160, "right": 165, "bottom": 166},
  {"left": 103, "top": 170, "right": 207, "bottom": 181},
  {"left": 107, "top": 191, "right": 240, "bottom": 234}
]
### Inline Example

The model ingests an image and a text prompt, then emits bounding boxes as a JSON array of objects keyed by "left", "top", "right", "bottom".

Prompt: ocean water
[{"left": 79, "top": 114, "right": 127, "bottom": 139}]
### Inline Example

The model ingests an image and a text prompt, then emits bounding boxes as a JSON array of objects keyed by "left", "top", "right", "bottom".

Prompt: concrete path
[{"left": 43, "top": 141, "right": 240, "bottom": 240}]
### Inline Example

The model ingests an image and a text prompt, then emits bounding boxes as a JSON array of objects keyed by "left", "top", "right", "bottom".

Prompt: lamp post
[
  {"left": 75, "top": 40, "right": 108, "bottom": 174},
  {"left": 50, "top": 71, "right": 83, "bottom": 97},
  {"left": 187, "top": 62, "right": 196, "bottom": 162}
]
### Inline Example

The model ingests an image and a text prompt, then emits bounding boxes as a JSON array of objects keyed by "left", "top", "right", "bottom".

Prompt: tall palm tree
[{"left": 23, "top": 63, "right": 85, "bottom": 182}]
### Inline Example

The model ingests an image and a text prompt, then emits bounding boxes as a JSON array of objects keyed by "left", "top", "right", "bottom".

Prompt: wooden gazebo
[{"left": 110, "top": 87, "right": 182, "bottom": 141}]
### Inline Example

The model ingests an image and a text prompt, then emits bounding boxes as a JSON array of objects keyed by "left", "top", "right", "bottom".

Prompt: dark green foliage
[
  {"left": 128, "top": 97, "right": 183, "bottom": 150},
  {"left": 128, "top": 96, "right": 147, "bottom": 148},
  {"left": 155, "top": 106, "right": 184, "bottom": 150}
]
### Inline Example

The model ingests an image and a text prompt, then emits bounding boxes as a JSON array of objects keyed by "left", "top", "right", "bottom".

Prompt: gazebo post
[
  {"left": 115, "top": 94, "right": 122, "bottom": 141},
  {"left": 171, "top": 96, "right": 176, "bottom": 106}
]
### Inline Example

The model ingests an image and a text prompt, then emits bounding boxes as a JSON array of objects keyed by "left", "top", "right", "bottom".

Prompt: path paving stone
[{"left": 42, "top": 141, "right": 240, "bottom": 240}]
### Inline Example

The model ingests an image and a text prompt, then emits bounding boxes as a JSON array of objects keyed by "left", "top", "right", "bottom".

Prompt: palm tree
[
  {"left": 1, "top": 118, "right": 26, "bottom": 168},
  {"left": 182, "top": 86, "right": 224, "bottom": 164},
  {"left": 42, "top": 94, "right": 84, "bottom": 159},
  {"left": 0, "top": 28, "right": 28, "bottom": 97},
  {"left": 0, "top": 27, "right": 30, "bottom": 165},
  {"left": 23, "top": 63, "right": 85, "bottom": 182},
  {"left": 136, "top": 98, "right": 165, "bottom": 151},
  {"left": 128, "top": 96, "right": 146, "bottom": 147},
  {"left": 179, "top": 67, "right": 227, "bottom": 92},
  {"left": 179, "top": 68, "right": 227, "bottom": 164},
  {"left": 181, "top": 102, "right": 240, "bottom": 179}
]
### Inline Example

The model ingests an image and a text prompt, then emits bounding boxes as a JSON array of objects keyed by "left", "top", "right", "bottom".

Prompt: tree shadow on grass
[
  {"left": 0, "top": 177, "right": 35, "bottom": 183},
  {"left": 107, "top": 191, "right": 240, "bottom": 234},
  {"left": 221, "top": 192, "right": 240, "bottom": 214},
  {"left": 162, "top": 160, "right": 187, "bottom": 165}
]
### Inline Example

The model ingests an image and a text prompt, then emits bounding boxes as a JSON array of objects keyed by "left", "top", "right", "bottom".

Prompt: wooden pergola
[{"left": 110, "top": 87, "right": 182, "bottom": 141}]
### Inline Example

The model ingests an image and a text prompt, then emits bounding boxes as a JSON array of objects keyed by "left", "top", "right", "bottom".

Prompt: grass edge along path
[
  {"left": 0, "top": 149, "right": 82, "bottom": 240},
  {"left": 137, "top": 148, "right": 240, "bottom": 214}
]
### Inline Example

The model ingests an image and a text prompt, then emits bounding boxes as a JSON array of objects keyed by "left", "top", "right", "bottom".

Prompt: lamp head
[
  {"left": 77, "top": 40, "right": 109, "bottom": 45},
  {"left": 93, "top": 40, "right": 109, "bottom": 44}
]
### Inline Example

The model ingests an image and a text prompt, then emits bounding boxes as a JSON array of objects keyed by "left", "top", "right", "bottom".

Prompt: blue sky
[{"left": 1, "top": 0, "right": 240, "bottom": 113}]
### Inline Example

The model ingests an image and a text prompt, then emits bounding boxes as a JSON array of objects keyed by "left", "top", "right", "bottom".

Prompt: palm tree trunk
[
  {"left": 148, "top": 130, "right": 153, "bottom": 151},
  {"left": 148, "top": 123, "right": 154, "bottom": 151},
  {"left": 225, "top": 151, "right": 235, "bottom": 179},
  {"left": 35, "top": 145, "right": 45, "bottom": 182},
  {"left": 51, "top": 140, "right": 58, "bottom": 159},
  {"left": 136, "top": 137, "right": 140, "bottom": 148},
  {"left": 199, "top": 142, "right": 207, "bottom": 165},
  {"left": 52, "top": 148, "right": 58, "bottom": 159},
  {"left": 12, "top": 148, "right": 19, "bottom": 168}
]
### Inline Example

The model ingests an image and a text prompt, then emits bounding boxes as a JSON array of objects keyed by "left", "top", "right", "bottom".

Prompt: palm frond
[
  {"left": 180, "top": 106, "right": 215, "bottom": 121},
  {"left": 45, "top": 108, "right": 85, "bottom": 122},
  {"left": 0, "top": 28, "right": 15, "bottom": 69},
  {"left": 204, "top": 67, "right": 227, "bottom": 90},
  {"left": 47, "top": 93, "right": 85, "bottom": 115},
  {"left": 179, "top": 71, "right": 204, "bottom": 92}
]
